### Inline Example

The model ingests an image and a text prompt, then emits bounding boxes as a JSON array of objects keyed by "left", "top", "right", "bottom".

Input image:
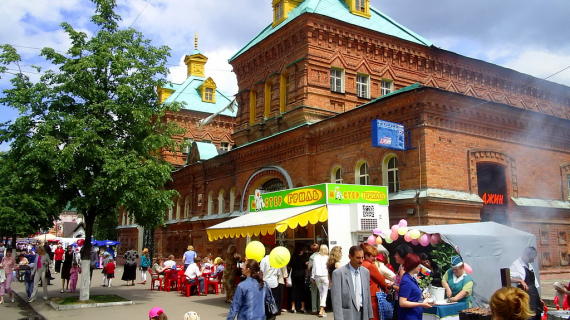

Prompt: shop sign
[
  {"left": 371, "top": 120, "right": 405, "bottom": 150},
  {"left": 327, "top": 184, "right": 388, "bottom": 205},
  {"left": 249, "top": 184, "right": 327, "bottom": 212},
  {"left": 249, "top": 184, "right": 389, "bottom": 212},
  {"left": 481, "top": 193, "right": 505, "bottom": 205}
]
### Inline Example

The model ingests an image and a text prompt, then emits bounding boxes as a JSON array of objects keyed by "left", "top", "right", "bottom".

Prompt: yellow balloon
[
  {"left": 269, "top": 246, "right": 291, "bottom": 268},
  {"left": 375, "top": 236, "right": 383, "bottom": 244},
  {"left": 398, "top": 226, "right": 408, "bottom": 235},
  {"left": 245, "top": 241, "right": 265, "bottom": 262},
  {"left": 410, "top": 229, "right": 421, "bottom": 239}
]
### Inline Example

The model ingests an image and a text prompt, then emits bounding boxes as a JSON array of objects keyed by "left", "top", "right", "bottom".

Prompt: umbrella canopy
[
  {"left": 33, "top": 234, "right": 56, "bottom": 241},
  {"left": 92, "top": 240, "right": 121, "bottom": 246}
]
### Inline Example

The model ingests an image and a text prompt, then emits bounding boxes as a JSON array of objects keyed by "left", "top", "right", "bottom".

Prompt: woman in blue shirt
[
  {"left": 183, "top": 246, "right": 197, "bottom": 271},
  {"left": 227, "top": 259, "right": 268, "bottom": 320},
  {"left": 398, "top": 253, "right": 434, "bottom": 320}
]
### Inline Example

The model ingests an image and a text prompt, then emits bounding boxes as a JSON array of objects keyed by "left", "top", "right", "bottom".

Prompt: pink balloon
[
  {"left": 390, "top": 231, "right": 399, "bottom": 241},
  {"left": 391, "top": 225, "right": 399, "bottom": 233},
  {"left": 398, "top": 219, "right": 408, "bottom": 228},
  {"left": 404, "top": 231, "right": 412, "bottom": 242},
  {"left": 431, "top": 233, "right": 441, "bottom": 245},
  {"left": 373, "top": 228, "right": 383, "bottom": 235},
  {"left": 464, "top": 263, "right": 473, "bottom": 274},
  {"left": 420, "top": 234, "right": 430, "bottom": 246},
  {"left": 367, "top": 235, "right": 377, "bottom": 246},
  {"left": 411, "top": 239, "right": 419, "bottom": 245}
]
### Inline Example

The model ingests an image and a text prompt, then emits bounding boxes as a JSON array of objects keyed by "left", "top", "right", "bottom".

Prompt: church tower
[{"left": 184, "top": 33, "right": 208, "bottom": 78}]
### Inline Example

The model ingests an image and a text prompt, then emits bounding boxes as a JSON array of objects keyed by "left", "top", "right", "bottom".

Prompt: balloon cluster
[
  {"left": 366, "top": 219, "right": 444, "bottom": 247},
  {"left": 245, "top": 241, "right": 291, "bottom": 269}
]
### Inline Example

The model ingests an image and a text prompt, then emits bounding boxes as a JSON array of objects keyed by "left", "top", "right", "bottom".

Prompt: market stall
[{"left": 207, "top": 183, "right": 390, "bottom": 265}]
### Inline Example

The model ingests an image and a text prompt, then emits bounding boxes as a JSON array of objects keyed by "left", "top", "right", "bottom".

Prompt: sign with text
[
  {"left": 371, "top": 120, "right": 405, "bottom": 150},
  {"left": 249, "top": 184, "right": 389, "bottom": 212}
]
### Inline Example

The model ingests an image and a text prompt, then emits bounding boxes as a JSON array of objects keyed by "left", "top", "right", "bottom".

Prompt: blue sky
[{"left": 1, "top": 0, "right": 569, "bottom": 152}]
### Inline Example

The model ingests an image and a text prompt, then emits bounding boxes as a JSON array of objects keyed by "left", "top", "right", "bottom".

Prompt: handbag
[
  {"left": 377, "top": 291, "right": 394, "bottom": 320},
  {"left": 305, "top": 276, "right": 312, "bottom": 288},
  {"left": 385, "top": 288, "right": 396, "bottom": 302},
  {"left": 265, "top": 284, "right": 279, "bottom": 320}
]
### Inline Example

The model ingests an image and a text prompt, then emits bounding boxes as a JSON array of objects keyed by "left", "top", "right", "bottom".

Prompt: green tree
[
  {"left": 0, "top": 152, "right": 62, "bottom": 247},
  {"left": 0, "top": 0, "right": 182, "bottom": 300},
  {"left": 93, "top": 210, "right": 118, "bottom": 241}
]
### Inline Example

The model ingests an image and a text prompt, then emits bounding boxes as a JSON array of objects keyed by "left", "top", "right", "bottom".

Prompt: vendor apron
[
  {"left": 446, "top": 269, "right": 473, "bottom": 306},
  {"left": 519, "top": 267, "right": 542, "bottom": 320}
]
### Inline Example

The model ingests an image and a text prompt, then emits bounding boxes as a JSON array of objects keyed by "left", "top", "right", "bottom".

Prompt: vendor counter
[{"left": 423, "top": 302, "right": 468, "bottom": 320}]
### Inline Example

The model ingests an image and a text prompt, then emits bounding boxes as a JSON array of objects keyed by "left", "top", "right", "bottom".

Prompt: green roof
[
  {"left": 229, "top": 0, "right": 432, "bottom": 62},
  {"left": 163, "top": 76, "right": 237, "bottom": 117},
  {"left": 358, "top": 82, "right": 422, "bottom": 108}
]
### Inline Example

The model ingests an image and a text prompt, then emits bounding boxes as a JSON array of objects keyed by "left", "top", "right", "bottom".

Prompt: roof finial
[{"left": 195, "top": 32, "right": 198, "bottom": 50}]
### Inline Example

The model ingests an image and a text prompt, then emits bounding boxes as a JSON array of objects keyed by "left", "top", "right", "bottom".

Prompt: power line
[{"left": 129, "top": 0, "right": 153, "bottom": 28}]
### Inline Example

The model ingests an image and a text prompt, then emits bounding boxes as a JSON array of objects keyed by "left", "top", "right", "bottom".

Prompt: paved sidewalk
[
  {"left": 6, "top": 266, "right": 569, "bottom": 320},
  {"left": 11, "top": 267, "right": 321, "bottom": 320}
]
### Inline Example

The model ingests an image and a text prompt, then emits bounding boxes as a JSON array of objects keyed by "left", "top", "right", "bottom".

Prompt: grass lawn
[{"left": 51, "top": 294, "right": 130, "bottom": 305}]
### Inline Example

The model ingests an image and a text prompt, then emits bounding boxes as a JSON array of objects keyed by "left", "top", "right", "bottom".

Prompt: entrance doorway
[{"left": 477, "top": 163, "right": 509, "bottom": 225}]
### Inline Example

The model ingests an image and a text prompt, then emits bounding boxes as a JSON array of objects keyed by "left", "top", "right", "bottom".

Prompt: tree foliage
[{"left": 0, "top": 0, "right": 182, "bottom": 299}]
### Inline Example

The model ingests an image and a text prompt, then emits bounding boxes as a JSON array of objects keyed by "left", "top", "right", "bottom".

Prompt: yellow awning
[{"left": 206, "top": 205, "right": 328, "bottom": 241}]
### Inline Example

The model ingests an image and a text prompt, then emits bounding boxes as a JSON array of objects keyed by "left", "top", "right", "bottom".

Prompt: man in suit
[{"left": 331, "top": 246, "right": 374, "bottom": 320}]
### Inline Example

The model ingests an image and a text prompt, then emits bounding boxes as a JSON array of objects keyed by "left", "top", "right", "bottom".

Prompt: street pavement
[
  {"left": 4, "top": 265, "right": 568, "bottom": 320},
  {"left": 8, "top": 266, "right": 321, "bottom": 320}
]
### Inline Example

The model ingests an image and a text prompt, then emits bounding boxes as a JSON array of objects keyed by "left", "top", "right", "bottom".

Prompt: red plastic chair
[
  {"left": 206, "top": 271, "right": 223, "bottom": 294},
  {"left": 166, "top": 269, "right": 180, "bottom": 292},
  {"left": 181, "top": 276, "right": 201, "bottom": 297},
  {"left": 148, "top": 269, "right": 163, "bottom": 291}
]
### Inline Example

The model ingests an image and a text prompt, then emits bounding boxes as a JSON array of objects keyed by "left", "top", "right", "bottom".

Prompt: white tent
[
  {"left": 33, "top": 233, "right": 56, "bottom": 241},
  {"left": 417, "top": 221, "right": 537, "bottom": 304}
]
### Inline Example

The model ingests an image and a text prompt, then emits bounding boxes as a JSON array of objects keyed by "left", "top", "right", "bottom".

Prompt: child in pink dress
[{"left": 69, "top": 262, "right": 82, "bottom": 293}]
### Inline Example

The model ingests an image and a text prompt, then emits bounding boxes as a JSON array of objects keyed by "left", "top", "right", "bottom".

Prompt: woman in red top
[
  {"left": 362, "top": 245, "right": 389, "bottom": 320},
  {"left": 54, "top": 244, "right": 64, "bottom": 274}
]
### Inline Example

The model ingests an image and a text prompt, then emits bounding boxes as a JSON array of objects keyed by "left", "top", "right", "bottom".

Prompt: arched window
[
  {"left": 265, "top": 81, "right": 273, "bottom": 118},
  {"left": 331, "top": 166, "right": 343, "bottom": 183},
  {"left": 230, "top": 187, "right": 236, "bottom": 212},
  {"left": 176, "top": 198, "right": 181, "bottom": 220},
  {"left": 382, "top": 154, "right": 400, "bottom": 193},
  {"left": 356, "top": 161, "right": 370, "bottom": 185},
  {"left": 250, "top": 90, "right": 257, "bottom": 125},
  {"left": 208, "top": 191, "right": 214, "bottom": 215},
  {"left": 184, "top": 196, "right": 191, "bottom": 219},
  {"left": 168, "top": 206, "right": 173, "bottom": 220},
  {"left": 123, "top": 212, "right": 128, "bottom": 225},
  {"left": 280, "top": 73, "right": 290, "bottom": 113},
  {"left": 218, "top": 189, "right": 225, "bottom": 214}
]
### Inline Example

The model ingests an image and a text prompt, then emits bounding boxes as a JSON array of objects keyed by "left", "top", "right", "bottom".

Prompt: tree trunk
[{"left": 79, "top": 209, "right": 96, "bottom": 301}]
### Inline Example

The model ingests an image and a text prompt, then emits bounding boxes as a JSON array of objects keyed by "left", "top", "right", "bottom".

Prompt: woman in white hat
[{"left": 441, "top": 256, "right": 474, "bottom": 306}]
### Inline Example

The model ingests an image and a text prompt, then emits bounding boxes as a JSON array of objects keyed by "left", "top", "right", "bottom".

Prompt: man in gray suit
[{"left": 331, "top": 246, "right": 374, "bottom": 320}]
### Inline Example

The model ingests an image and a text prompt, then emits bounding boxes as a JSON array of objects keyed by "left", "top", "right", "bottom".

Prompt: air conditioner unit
[{"left": 350, "top": 203, "right": 388, "bottom": 232}]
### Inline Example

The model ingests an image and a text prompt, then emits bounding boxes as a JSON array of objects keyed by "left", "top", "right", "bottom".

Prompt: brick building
[{"left": 117, "top": 0, "right": 570, "bottom": 275}]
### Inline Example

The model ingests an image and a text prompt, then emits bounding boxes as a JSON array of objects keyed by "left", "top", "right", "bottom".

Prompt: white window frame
[
  {"left": 205, "top": 88, "right": 213, "bottom": 101},
  {"left": 207, "top": 191, "right": 214, "bottom": 215},
  {"left": 275, "top": 2, "right": 284, "bottom": 22},
  {"left": 182, "top": 138, "right": 193, "bottom": 154},
  {"left": 218, "top": 190, "right": 225, "bottom": 214},
  {"left": 220, "top": 142, "right": 230, "bottom": 151},
  {"left": 567, "top": 174, "right": 570, "bottom": 200},
  {"left": 356, "top": 74, "right": 370, "bottom": 99},
  {"left": 202, "top": 139, "right": 212, "bottom": 144},
  {"left": 168, "top": 207, "right": 173, "bottom": 220},
  {"left": 355, "top": 0, "right": 366, "bottom": 12},
  {"left": 176, "top": 198, "right": 181, "bottom": 220},
  {"left": 355, "top": 161, "right": 370, "bottom": 185},
  {"left": 381, "top": 79, "right": 393, "bottom": 96},
  {"left": 331, "top": 166, "right": 343, "bottom": 184},
  {"left": 184, "top": 196, "right": 190, "bottom": 219},
  {"left": 230, "top": 187, "right": 236, "bottom": 212},
  {"left": 330, "top": 67, "right": 345, "bottom": 93},
  {"left": 382, "top": 154, "right": 400, "bottom": 193}
]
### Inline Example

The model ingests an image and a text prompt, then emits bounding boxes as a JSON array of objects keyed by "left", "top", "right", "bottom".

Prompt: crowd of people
[{"left": 0, "top": 239, "right": 553, "bottom": 320}]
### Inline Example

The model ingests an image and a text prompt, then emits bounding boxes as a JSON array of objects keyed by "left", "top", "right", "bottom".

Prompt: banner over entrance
[{"left": 249, "top": 183, "right": 388, "bottom": 212}]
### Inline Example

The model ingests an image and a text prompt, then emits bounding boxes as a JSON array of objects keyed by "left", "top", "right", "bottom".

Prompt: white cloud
[{"left": 502, "top": 49, "right": 570, "bottom": 87}]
